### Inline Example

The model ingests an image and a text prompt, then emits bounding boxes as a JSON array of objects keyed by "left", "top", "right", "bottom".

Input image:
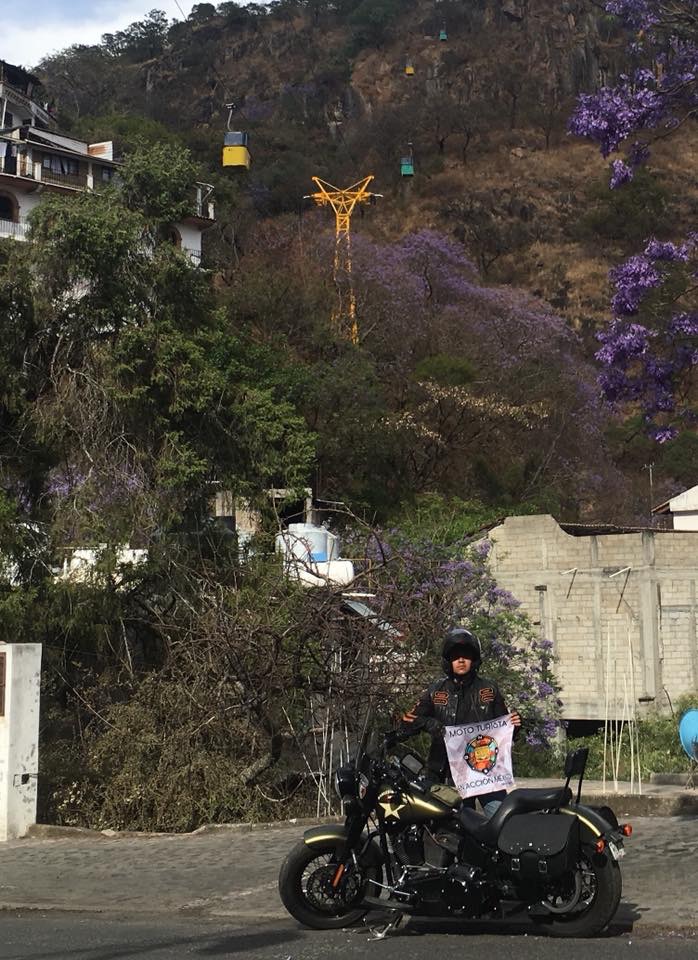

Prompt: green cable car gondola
[
  {"left": 400, "top": 142, "right": 414, "bottom": 177},
  {"left": 400, "top": 156, "right": 414, "bottom": 176},
  {"left": 439, "top": 24, "right": 448, "bottom": 41}
]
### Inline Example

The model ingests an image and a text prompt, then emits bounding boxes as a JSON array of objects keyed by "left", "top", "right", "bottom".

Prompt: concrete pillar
[{"left": 0, "top": 643, "right": 42, "bottom": 841}]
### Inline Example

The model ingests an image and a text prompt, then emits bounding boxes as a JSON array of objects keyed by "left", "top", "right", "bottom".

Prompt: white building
[
  {"left": 652, "top": 484, "right": 698, "bottom": 531},
  {"left": 0, "top": 59, "right": 214, "bottom": 261}
]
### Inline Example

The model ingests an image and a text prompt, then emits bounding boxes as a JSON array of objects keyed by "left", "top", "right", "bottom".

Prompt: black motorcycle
[{"left": 278, "top": 725, "right": 631, "bottom": 937}]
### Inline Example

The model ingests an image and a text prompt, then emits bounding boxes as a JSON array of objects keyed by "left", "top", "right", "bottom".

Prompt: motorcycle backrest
[{"left": 564, "top": 747, "right": 588, "bottom": 779}]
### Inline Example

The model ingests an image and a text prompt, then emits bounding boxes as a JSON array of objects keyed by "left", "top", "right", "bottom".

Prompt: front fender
[
  {"left": 303, "top": 824, "right": 349, "bottom": 847},
  {"left": 303, "top": 823, "right": 384, "bottom": 867}
]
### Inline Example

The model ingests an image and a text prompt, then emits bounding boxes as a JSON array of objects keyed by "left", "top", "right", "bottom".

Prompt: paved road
[
  {"left": 1, "top": 817, "right": 697, "bottom": 932},
  {"left": 0, "top": 913, "right": 696, "bottom": 960}
]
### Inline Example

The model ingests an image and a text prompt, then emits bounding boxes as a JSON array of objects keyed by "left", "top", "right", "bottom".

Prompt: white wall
[
  {"left": 0, "top": 643, "right": 42, "bottom": 841},
  {"left": 176, "top": 222, "right": 204, "bottom": 261},
  {"left": 673, "top": 512, "right": 698, "bottom": 531},
  {"left": 0, "top": 184, "right": 41, "bottom": 227}
]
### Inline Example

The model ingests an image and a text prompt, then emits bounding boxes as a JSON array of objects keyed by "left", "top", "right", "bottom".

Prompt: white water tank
[
  {"left": 277, "top": 523, "right": 340, "bottom": 563},
  {"left": 275, "top": 523, "right": 352, "bottom": 587}
]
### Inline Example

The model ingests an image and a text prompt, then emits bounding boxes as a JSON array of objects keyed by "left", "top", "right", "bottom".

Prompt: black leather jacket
[{"left": 400, "top": 672, "right": 510, "bottom": 779}]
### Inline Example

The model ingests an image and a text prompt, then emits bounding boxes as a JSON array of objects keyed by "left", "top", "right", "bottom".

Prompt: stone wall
[{"left": 487, "top": 516, "right": 698, "bottom": 721}]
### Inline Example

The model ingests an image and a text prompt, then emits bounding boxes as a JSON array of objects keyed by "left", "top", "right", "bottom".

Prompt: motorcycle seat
[{"left": 458, "top": 787, "right": 572, "bottom": 844}]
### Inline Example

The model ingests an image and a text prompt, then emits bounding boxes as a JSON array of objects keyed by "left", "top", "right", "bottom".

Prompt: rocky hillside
[{"left": 38, "top": 0, "right": 696, "bottom": 338}]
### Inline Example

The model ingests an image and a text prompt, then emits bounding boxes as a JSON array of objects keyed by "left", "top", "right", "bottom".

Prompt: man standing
[{"left": 400, "top": 626, "right": 521, "bottom": 814}]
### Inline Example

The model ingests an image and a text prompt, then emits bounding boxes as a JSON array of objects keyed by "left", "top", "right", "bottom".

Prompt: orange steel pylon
[{"left": 305, "top": 175, "right": 380, "bottom": 343}]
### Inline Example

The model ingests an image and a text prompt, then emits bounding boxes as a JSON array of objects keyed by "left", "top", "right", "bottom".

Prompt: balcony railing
[
  {"left": 183, "top": 247, "right": 202, "bottom": 264},
  {"left": 0, "top": 218, "right": 29, "bottom": 240},
  {"left": 39, "top": 168, "right": 88, "bottom": 189},
  {"left": 0, "top": 154, "right": 34, "bottom": 178}
]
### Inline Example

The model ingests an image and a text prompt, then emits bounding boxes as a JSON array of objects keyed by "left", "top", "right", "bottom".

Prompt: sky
[{"left": 0, "top": 2, "right": 196, "bottom": 70}]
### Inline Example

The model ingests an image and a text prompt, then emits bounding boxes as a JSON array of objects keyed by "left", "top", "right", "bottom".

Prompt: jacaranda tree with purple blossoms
[
  {"left": 570, "top": 1, "right": 698, "bottom": 439},
  {"left": 344, "top": 523, "right": 563, "bottom": 750}
]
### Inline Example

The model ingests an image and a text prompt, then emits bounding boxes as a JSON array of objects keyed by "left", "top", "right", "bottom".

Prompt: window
[
  {"left": 42, "top": 153, "right": 79, "bottom": 176},
  {"left": 99, "top": 166, "right": 114, "bottom": 182}
]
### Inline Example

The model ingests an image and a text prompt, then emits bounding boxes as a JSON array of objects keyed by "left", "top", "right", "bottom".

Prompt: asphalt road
[{"left": 0, "top": 912, "right": 696, "bottom": 960}]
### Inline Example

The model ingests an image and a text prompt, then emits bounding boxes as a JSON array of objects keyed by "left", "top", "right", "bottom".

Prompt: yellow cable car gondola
[
  {"left": 405, "top": 58, "right": 415, "bottom": 76},
  {"left": 222, "top": 103, "right": 250, "bottom": 169}
]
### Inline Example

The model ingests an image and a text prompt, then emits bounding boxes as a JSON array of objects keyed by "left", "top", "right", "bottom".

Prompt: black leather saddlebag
[{"left": 497, "top": 813, "right": 579, "bottom": 880}]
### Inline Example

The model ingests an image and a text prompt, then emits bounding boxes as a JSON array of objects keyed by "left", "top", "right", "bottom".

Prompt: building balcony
[
  {"left": 0, "top": 218, "right": 29, "bottom": 240},
  {"left": 183, "top": 247, "right": 202, "bottom": 264},
  {"left": 39, "top": 168, "right": 88, "bottom": 189},
  {"left": 191, "top": 183, "right": 215, "bottom": 222},
  {"left": 0, "top": 154, "right": 34, "bottom": 180}
]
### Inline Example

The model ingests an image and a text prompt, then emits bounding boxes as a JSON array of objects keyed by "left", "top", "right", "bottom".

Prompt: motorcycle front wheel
[
  {"left": 279, "top": 839, "right": 382, "bottom": 930},
  {"left": 543, "top": 852, "right": 622, "bottom": 938}
]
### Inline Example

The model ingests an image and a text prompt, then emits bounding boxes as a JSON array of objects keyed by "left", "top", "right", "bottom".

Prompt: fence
[{"left": 0, "top": 218, "right": 29, "bottom": 240}]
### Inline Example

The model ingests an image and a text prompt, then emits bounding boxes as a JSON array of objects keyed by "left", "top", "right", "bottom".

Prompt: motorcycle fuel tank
[{"left": 377, "top": 782, "right": 459, "bottom": 822}]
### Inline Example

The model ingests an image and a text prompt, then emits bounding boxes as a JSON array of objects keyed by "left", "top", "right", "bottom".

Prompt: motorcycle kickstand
[{"left": 366, "top": 909, "right": 407, "bottom": 941}]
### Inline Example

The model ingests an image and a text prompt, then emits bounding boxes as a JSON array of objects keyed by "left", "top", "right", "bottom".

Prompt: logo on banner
[
  {"left": 444, "top": 714, "right": 515, "bottom": 799},
  {"left": 465, "top": 734, "right": 498, "bottom": 774}
]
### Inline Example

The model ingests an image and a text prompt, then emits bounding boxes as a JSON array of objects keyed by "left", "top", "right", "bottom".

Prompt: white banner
[{"left": 444, "top": 714, "right": 515, "bottom": 799}]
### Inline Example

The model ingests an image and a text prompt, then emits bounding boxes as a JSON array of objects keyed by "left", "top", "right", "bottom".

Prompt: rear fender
[
  {"left": 303, "top": 824, "right": 384, "bottom": 867},
  {"left": 559, "top": 803, "right": 617, "bottom": 844}
]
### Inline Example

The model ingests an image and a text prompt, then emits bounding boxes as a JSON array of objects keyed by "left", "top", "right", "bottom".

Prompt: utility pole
[
  {"left": 643, "top": 462, "right": 655, "bottom": 525},
  {"left": 304, "top": 175, "right": 381, "bottom": 344}
]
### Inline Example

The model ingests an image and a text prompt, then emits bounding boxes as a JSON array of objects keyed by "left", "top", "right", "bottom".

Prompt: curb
[
  {"left": 24, "top": 815, "right": 337, "bottom": 841},
  {"left": 581, "top": 791, "right": 698, "bottom": 818}
]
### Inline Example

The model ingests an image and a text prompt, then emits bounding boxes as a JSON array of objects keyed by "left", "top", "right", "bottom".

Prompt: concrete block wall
[{"left": 488, "top": 516, "right": 698, "bottom": 721}]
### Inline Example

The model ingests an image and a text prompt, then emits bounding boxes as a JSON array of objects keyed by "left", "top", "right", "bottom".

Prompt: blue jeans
[{"left": 462, "top": 789, "right": 506, "bottom": 818}]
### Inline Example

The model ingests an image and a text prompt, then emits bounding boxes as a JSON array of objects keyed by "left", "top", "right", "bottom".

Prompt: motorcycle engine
[
  {"left": 393, "top": 825, "right": 425, "bottom": 866},
  {"left": 424, "top": 826, "right": 459, "bottom": 868}
]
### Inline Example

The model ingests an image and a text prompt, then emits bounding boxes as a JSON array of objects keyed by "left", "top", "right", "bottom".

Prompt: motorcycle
[{"left": 278, "top": 724, "right": 631, "bottom": 937}]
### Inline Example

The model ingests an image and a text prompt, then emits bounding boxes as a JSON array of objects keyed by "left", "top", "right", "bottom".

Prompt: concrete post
[{"left": 0, "top": 643, "right": 42, "bottom": 841}]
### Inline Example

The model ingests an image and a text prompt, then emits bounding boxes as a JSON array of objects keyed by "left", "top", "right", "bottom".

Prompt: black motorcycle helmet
[{"left": 442, "top": 626, "right": 481, "bottom": 675}]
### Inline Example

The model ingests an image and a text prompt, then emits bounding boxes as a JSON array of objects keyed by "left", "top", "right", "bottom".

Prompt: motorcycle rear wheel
[
  {"left": 279, "top": 839, "right": 382, "bottom": 930},
  {"left": 544, "top": 852, "right": 622, "bottom": 938}
]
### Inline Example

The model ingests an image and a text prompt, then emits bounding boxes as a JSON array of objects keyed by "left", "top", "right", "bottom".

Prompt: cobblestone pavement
[{"left": 1, "top": 818, "right": 697, "bottom": 932}]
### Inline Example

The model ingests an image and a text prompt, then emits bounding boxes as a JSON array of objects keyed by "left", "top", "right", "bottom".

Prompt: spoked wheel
[
  {"left": 542, "top": 852, "right": 622, "bottom": 938},
  {"left": 279, "top": 839, "right": 381, "bottom": 930}
]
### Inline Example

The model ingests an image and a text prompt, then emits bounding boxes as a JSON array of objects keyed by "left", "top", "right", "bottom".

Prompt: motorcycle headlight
[{"left": 334, "top": 763, "right": 356, "bottom": 800}]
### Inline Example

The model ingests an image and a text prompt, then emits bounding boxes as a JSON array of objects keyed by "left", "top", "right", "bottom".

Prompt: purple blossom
[
  {"left": 569, "top": 83, "right": 665, "bottom": 158},
  {"left": 605, "top": 1, "right": 658, "bottom": 31},
  {"left": 610, "top": 159, "right": 634, "bottom": 189}
]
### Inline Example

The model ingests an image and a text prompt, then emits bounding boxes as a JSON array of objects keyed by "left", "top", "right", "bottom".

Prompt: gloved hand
[{"left": 424, "top": 717, "right": 445, "bottom": 738}]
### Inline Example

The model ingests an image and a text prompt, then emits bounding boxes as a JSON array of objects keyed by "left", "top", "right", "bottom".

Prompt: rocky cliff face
[
  {"left": 82, "top": 1, "right": 617, "bottom": 139},
  {"left": 39, "top": 0, "right": 681, "bottom": 335}
]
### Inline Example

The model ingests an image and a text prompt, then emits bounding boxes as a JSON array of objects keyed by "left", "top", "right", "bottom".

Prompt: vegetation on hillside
[
  {"left": 33, "top": 0, "right": 698, "bottom": 513},
  {"left": 1, "top": 1, "right": 697, "bottom": 828}
]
